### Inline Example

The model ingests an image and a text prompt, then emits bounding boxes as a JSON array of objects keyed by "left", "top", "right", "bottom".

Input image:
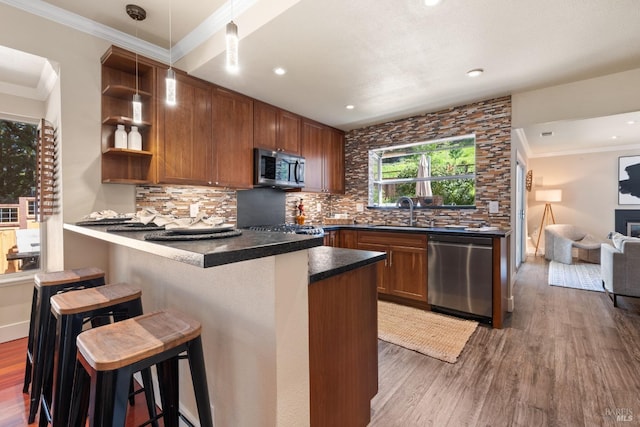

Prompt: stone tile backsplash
[{"left": 136, "top": 96, "right": 511, "bottom": 229}]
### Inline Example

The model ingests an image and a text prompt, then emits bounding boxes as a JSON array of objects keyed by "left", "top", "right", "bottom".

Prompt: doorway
[{"left": 515, "top": 158, "right": 527, "bottom": 268}]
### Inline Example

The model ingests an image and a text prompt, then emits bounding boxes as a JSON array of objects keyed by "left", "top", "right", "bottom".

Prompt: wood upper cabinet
[
  {"left": 253, "top": 101, "right": 301, "bottom": 155},
  {"left": 156, "top": 71, "right": 212, "bottom": 185},
  {"left": 325, "top": 128, "right": 345, "bottom": 193},
  {"left": 101, "top": 46, "right": 157, "bottom": 183},
  {"left": 212, "top": 88, "right": 254, "bottom": 188},
  {"left": 358, "top": 231, "right": 427, "bottom": 302},
  {"left": 301, "top": 119, "right": 345, "bottom": 194}
]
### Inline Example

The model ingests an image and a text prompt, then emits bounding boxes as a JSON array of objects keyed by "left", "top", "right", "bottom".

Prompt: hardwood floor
[
  {"left": 1, "top": 256, "right": 639, "bottom": 426},
  {"left": 0, "top": 339, "right": 159, "bottom": 426},
  {"left": 369, "top": 256, "right": 640, "bottom": 426}
]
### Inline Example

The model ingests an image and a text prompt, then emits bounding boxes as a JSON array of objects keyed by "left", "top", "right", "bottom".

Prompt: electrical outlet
[
  {"left": 316, "top": 203, "right": 322, "bottom": 212},
  {"left": 189, "top": 203, "right": 199, "bottom": 217},
  {"left": 356, "top": 203, "right": 364, "bottom": 212},
  {"left": 489, "top": 201, "right": 499, "bottom": 214}
]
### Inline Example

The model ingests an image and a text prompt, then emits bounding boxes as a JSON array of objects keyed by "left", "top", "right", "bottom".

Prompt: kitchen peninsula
[{"left": 63, "top": 223, "right": 384, "bottom": 427}]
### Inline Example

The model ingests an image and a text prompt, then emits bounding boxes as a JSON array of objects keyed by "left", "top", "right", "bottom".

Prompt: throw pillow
[{"left": 611, "top": 232, "right": 640, "bottom": 250}]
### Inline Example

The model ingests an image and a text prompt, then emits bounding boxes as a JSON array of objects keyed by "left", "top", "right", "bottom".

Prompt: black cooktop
[{"left": 248, "top": 223, "right": 324, "bottom": 236}]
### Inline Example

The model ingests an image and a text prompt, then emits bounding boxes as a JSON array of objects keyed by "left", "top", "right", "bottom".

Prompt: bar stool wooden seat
[
  {"left": 69, "top": 309, "right": 213, "bottom": 427},
  {"left": 39, "top": 283, "right": 158, "bottom": 427},
  {"left": 24, "top": 267, "right": 105, "bottom": 423}
]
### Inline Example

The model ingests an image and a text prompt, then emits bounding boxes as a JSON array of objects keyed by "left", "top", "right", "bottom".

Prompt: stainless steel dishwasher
[{"left": 427, "top": 234, "right": 493, "bottom": 321}]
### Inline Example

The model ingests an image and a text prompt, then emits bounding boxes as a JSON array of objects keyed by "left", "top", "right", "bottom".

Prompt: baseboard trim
[{"left": 0, "top": 320, "right": 29, "bottom": 343}]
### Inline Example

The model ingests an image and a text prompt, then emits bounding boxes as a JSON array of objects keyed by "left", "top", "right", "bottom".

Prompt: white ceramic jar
[
  {"left": 128, "top": 126, "right": 142, "bottom": 150},
  {"left": 114, "top": 124, "right": 127, "bottom": 149}
]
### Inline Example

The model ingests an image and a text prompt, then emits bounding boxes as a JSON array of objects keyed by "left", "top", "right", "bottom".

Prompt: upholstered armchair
[
  {"left": 544, "top": 224, "right": 604, "bottom": 265},
  {"left": 601, "top": 233, "right": 640, "bottom": 307}
]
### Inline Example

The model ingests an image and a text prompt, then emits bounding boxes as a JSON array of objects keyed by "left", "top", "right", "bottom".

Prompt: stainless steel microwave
[{"left": 254, "top": 148, "right": 305, "bottom": 189}]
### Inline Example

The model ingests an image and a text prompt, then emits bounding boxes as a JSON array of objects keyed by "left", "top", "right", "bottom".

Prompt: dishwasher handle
[{"left": 428, "top": 235, "right": 492, "bottom": 246}]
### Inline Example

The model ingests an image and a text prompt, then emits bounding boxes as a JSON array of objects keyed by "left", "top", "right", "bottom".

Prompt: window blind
[{"left": 36, "top": 119, "right": 58, "bottom": 220}]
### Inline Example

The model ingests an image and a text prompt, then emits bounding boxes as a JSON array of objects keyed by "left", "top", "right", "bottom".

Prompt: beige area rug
[
  {"left": 377, "top": 301, "right": 478, "bottom": 363},
  {"left": 548, "top": 261, "right": 603, "bottom": 292}
]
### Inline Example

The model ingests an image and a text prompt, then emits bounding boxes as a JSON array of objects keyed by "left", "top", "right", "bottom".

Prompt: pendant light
[
  {"left": 166, "top": 0, "right": 177, "bottom": 105},
  {"left": 226, "top": 0, "right": 239, "bottom": 73},
  {"left": 126, "top": 4, "right": 146, "bottom": 124}
]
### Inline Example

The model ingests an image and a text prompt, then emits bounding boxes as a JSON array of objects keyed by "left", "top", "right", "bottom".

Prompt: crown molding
[
  {"left": 528, "top": 142, "right": 640, "bottom": 158},
  {"left": 0, "top": 0, "right": 169, "bottom": 62},
  {"left": 173, "top": 0, "right": 257, "bottom": 60},
  {"left": 513, "top": 128, "right": 533, "bottom": 159},
  {"left": 1, "top": 0, "right": 258, "bottom": 64}
]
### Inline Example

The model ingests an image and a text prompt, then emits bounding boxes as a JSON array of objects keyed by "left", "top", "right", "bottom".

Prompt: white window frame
[{"left": 369, "top": 133, "right": 476, "bottom": 207}]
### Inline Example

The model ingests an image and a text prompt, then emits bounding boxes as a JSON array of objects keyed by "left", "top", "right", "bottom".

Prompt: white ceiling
[{"left": 2, "top": 0, "right": 640, "bottom": 157}]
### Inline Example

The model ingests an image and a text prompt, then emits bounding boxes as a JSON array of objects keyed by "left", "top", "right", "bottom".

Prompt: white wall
[
  {"left": 513, "top": 68, "right": 640, "bottom": 257},
  {"left": 512, "top": 68, "right": 640, "bottom": 128},
  {"left": 0, "top": 3, "right": 136, "bottom": 341},
  {"left": 527, "top": 148, "right": 640, "bottom": 241},
  {"left": 0, "top": 93, "right": 44, "bottom": 119}
]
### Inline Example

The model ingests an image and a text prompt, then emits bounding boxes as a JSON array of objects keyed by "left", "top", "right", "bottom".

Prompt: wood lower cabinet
[
  {"left": 324, "top": 229, "right": 358, "bottom": 249},
  {"left": 308, "top": 263, "right": 378, "bottom": 427},
  {"left": 156, "top": 71, "right": 212, "bottom": 185},
  {"left": 357, "top": 231, "right": 428, "bottom": 302},
  {"left": 253, "top": 101, "right": 301, "bottom": 154},
  {"left": 323, "top": 230, "right": 339, "bottom": 247},
  {"left": 212, "top": 88, "right": 253, "bottom": 188},
  {"left": 340, "top": 230, "right": 358, "bottom": 249},
  {"left": 301, "top": 120, "right": 345, "bottom": 194}
]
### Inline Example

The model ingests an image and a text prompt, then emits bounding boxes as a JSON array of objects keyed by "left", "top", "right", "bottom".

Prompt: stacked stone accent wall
[
  {"left": 136, "top": 185, "right": 237, "bottom": 222},
  {"left": 332, "top": 96, "right": 512, "bottom": 228},
  {"left": 136, "top": 96, "right": 511, "bottom": 229}
]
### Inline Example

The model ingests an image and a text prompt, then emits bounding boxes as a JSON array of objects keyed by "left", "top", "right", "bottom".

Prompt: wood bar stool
[
  {"left": 69, "top": 309, "right": 213, "bottom": 427},
  {"left": 24, "top": 267, "right": 106, "bottom": 423},
  {"left": 39, "top": 283, "right": 158, "bottom": 427}
]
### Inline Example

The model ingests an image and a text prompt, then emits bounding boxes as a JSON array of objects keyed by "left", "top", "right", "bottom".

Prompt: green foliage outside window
[
  {"left": 370, "top": 135, "right": 476, "bottom": 206},
  {"left": 0, "top": 119, "right": 37, "bottom": 204}
]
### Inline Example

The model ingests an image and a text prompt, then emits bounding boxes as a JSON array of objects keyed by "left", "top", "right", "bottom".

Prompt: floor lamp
[{"left": 534, "top": 189, "right": 562, "bottom": 256}]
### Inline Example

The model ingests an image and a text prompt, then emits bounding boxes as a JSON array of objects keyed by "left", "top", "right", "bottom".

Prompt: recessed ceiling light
[
  {"left": 273, "top": 67, "right": 286, "bottom": 76},
  {"left": 466, "top": 68, "right": 484, "bottom": 77},
  {"left": 424, "top": 0, "right": 443, "bottom": 6},
  {"left": 612, "top": 136, "right": 619, "bottom": 140},
  {"left": 345, "top": 104, "right": 355, "bottom": 110},
  {"left": 627, "top": 120, "right": 636, "bottom": 125},
  {"left": 540, "top": 131, "right": 553, "bottom": 137}
]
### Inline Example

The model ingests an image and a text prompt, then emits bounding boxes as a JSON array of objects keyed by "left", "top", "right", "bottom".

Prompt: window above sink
[{"left": 368, "top": 134, "right": 476, "bottom": 208}]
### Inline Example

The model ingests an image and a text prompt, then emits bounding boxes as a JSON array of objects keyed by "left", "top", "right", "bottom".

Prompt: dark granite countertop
[
  {"left": 321, "top": 223, "right": 511, "bottom": 238},
  {"left": 308, "top": 246, "right": 386, "bottom": 283},
  {"left": 64, "top": 223, "right": 323, "bottom": 268}
]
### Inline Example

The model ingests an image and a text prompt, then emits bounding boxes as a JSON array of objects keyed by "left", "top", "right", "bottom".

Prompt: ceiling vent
[{"left": 540, "top": 131, "right": 554, "bottom": 137}]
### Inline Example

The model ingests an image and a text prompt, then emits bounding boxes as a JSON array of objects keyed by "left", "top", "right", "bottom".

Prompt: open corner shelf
[{"left": 102, "top": 147, "right": 153, "bottom": 158}]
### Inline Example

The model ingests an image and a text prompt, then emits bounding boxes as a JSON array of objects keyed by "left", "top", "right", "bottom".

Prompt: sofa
[
  {"left": 544, "top": 224, "right": 605, "bottom": 265},
  {"left": 601, "top": 232, "right": 640, "bottom": 307}
]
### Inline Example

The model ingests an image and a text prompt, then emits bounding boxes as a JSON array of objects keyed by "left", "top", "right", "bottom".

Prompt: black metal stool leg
[
  {"left": 156, "top": 357, "right": 180, "bottom": 427},
  {"left": 29, "top": 287, "right": 52, "bottom": 423},
  {"left": 187, "top": 337, "right": 214, "bottom": 427},
  {"left": 140, "top": 367, "right": 159, "bottom": 427},
  {"left": 90, "top": 368, "right": 131, "bottom": 427},
  {"left": 50, "top": 313, "right": 84, "bottom": 427},
  {"left": 68, "top": 358, "right": 90, "bottom": 427},
  {"left": 23, "top": 287, "right": 38, "bottom": 393},
  {"left": 38, "top": 313, "right": 57, "bottom": 427}
]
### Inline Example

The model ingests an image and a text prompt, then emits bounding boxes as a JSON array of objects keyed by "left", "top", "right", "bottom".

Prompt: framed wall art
[{"left": 619, "top": 155, "right": 640, "bottom": 205}]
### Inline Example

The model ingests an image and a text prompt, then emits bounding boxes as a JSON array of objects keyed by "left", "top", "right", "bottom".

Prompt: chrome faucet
[{"left": 396, "top": 196, "right": 415, "bottom": 226}]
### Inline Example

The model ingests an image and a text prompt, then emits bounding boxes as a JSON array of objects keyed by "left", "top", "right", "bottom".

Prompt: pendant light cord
[
  {"left": 169, "top": 0, "right": 172, "bottom": 70},
  {"left": 135, "top": 21, "right": 139, "bottom": 95}
]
